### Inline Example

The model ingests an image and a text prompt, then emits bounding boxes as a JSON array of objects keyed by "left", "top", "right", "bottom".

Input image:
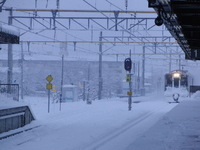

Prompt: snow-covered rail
[
  {"left": 81, "top": 102, "right": 176, "bottom": 150},
  {"left": 82, "top": 112, "right": 154, "bottom": 150}
]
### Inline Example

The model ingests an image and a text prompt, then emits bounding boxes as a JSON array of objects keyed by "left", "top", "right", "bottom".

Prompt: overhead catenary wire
[
  {"left": 1, "top": 3, "right": 179, "bottom": 60},
  {"left": 82, "top": 0, "right": 178, "bottom": 60},
  {"left": 3, "top": 8, "right": 155, "bottom": 14},
  {"left": 7, "top": 6, "right": 119, "bottom": 56},
  {"left": 2, "top": 5, "right": 171, "bottom": 54},
  {"left": 104, "top": 53, "right": 184, "bottom": 55}
]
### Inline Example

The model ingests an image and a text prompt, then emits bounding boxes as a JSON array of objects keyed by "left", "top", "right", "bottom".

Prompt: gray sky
[{"left": 3, "top": 0, "right": 150, "bottom": 10}]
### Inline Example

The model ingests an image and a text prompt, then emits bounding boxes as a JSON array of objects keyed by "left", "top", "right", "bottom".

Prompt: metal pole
[
  {"left": 169, "top": 48, "right": 172, "bottom": 72},
  {"left": 125, "top": 0, "right": 128, "bottom": 11},
  {"left": 98, "top": 31, "right": 103, "bottom": 100},
  {"left": 20, "top": 42, "right": 24, "bottom": 100},
  {"left": 87, "top": 63, "right": 91, "bottom": 104},
  {"left": 7, "top": 8, "right": 13, "bottom": 93},
  {"left": 34, "top": 0, "right": 38, "bottom": 16},
  {"left": 128, "top": 73, "right": 132, "bottom": 111},
  {"left": 35, "top": 0, "right": 37, "bottom": 8},
  {"left": 114, "top": 11, "right": 119, "bottom": 31},
  {"left": 141, "top": 46, "right": 145, "bottom": 96},
  {"left": 48, "top": 89, "right": 50, "bottom": 113},
  {"left": 83, "top": 81, "right": 86, "bottom": 101},
  {"left": 17, "top": 84, "right": 19, "bottom": 101},
  {"left": 60, "top": 54, "right": 64, "bottom": 111},
  {"left": 56, "top": 0, "right": 60, "bottom": 10},
  {"left": 128, "top": 49, "right": 132, "bottom": 111},
  {"left": 137, "top": 62, "right": 140, "bottom": 93}
]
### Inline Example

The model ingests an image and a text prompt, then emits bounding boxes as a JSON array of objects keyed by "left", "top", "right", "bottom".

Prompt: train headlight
[{"left": 173, "top": 73, "right": 181, "bottom": 78}]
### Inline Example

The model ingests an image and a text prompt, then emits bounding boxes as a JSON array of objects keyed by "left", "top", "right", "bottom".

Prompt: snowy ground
[{"left": 0, "top": 93, "right": 200, "bottom": 150}]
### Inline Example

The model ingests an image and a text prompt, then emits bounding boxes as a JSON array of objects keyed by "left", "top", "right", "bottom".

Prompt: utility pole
[
  {"left": 20, "top": 42, "right": 24, "bottom": 100},
  {"left": 141, "top": 45, "right": 145, "bottom": 96},
  {"left": 125, "top": 0, "right": 128, "bottom": 11},
  {"left": 128, "top": 50, "right": 132, "bottom": 111},
  {"left": 169, "top": 48, "right": 172, "bottom": 72},
  {"left": 87, "top": 63, "right": 91, "bottom": 104},
  {"left": 56, "top": 0, "right": 60, "bottom": 9},
  {"left": 35, "top": 0, "right": 37, "bottom": 8},
  {"left": 56, "top": 0, "right": 60, "bottom": 16},
  {"left": 98, "top": 31, "right": 103, "bottom": 100},
  {"left": 60, "top": 54, "right": 64, "bottom": 111},
  {"left": 137, "top": 62, "right": 140, "bottom": 94},
  {"left": 83, "top": 80, "right": 86, "bottom": 101},
  {"left": 7, "top": 8, "right": 13, "bottom": 93}
]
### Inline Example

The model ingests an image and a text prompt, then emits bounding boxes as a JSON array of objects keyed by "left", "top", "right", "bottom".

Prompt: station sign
[{"left": 191, "top": 49, "right": 200, "bottom": 60}]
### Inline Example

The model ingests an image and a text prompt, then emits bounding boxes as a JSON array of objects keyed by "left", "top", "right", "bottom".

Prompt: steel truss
[
  {"left": 21, "top": 40, "right": 176, "bottom": 44},
  {"left": 11, "top": 16, "right": 156, "bottom": 31},
  {"left": 3, "top": 8, "right": 181, "bottom": 57},
  {"left": 4, "top": 8, "right": 161, "bottom": 31},
  {"left": 102, "top": 36, "right": 175, "bottom": 43},
  {"left": 0, "top": 0, "right": 6, "bottom": 12}
]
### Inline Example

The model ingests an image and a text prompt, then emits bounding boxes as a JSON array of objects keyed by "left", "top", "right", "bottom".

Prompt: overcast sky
[{"left": 3, "top": 0, "right": 151, "bottom": 11}]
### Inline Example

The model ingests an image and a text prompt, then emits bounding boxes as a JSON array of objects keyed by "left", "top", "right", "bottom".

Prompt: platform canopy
[
  {"left": 0, "top": 24, "right": 20, "bottom": 44},
  {"left": 148, "top": 0, "right": 200, "bottom": 60}
]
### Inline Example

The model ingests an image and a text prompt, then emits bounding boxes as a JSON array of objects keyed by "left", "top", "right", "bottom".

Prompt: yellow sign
[
  {"left": 46, "top": 75, "right": 53, "bottom": 82},
  {"left": 52, "top": 89, "right": 57, "bottom": 92},
  {"left": 52, "top": 85, "right": 57, "bottom": 92},
  {"left": 127, "top": 91, "right": 132, "bottom": 96},
  {"left": 46, "top": 83, "right": 53, "bottom": 90}
]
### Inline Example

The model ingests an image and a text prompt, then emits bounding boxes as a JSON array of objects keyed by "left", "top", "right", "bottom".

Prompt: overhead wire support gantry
[
  {"left": 3, "top": 8, "right": 157, "bottom": 31},
  {"left": 21, "top": 40, "right": 177, "bottom": 44},
  {"left": 3, "top": 8, "right": 155, "bottom": 13},
  {"left": 0, "top": 0, "right": 6, "bottom": 12}
]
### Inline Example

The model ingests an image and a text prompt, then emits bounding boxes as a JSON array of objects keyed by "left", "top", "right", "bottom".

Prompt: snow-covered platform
[
  {"left": 130, "top": 99, "right": 200, "bottom": 150},
  {"left": 0, "top": 95, "right": 200, "bottom": 150}
]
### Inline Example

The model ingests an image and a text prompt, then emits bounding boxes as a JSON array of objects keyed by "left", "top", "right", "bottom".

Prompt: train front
[{"left": 164, "top": 70, "right": 190, "bottom": 97}]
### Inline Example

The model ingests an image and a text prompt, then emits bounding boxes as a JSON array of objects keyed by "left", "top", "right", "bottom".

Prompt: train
[{"left": 164, "top": 70, "right": 192, "bottom": 97}]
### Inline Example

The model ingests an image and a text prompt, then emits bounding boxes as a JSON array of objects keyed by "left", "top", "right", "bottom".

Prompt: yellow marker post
[{"left": 46, "top": 75, "right": 54, "bottom": 113}]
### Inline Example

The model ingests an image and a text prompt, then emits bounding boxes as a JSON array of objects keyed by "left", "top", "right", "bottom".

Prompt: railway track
[{"left": 82, "top": 102, "right": 176, "bottom": 150}]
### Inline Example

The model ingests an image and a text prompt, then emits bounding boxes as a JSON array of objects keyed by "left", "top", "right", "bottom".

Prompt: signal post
[{"left": 124, "top": 58, "right": 133, "bottom": 111}]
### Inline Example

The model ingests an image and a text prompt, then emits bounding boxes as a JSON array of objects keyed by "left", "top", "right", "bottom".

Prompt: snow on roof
[
  {"left": 63, "top": 84, "right": 77, "bottom": 88},
  {"left": 0, "top": 24, "right": 20, "bottom": 36}
]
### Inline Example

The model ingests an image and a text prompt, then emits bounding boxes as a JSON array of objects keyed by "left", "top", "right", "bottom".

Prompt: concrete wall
[{"left": 0, "top": 60, "right": 124, "bottom": 98}]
